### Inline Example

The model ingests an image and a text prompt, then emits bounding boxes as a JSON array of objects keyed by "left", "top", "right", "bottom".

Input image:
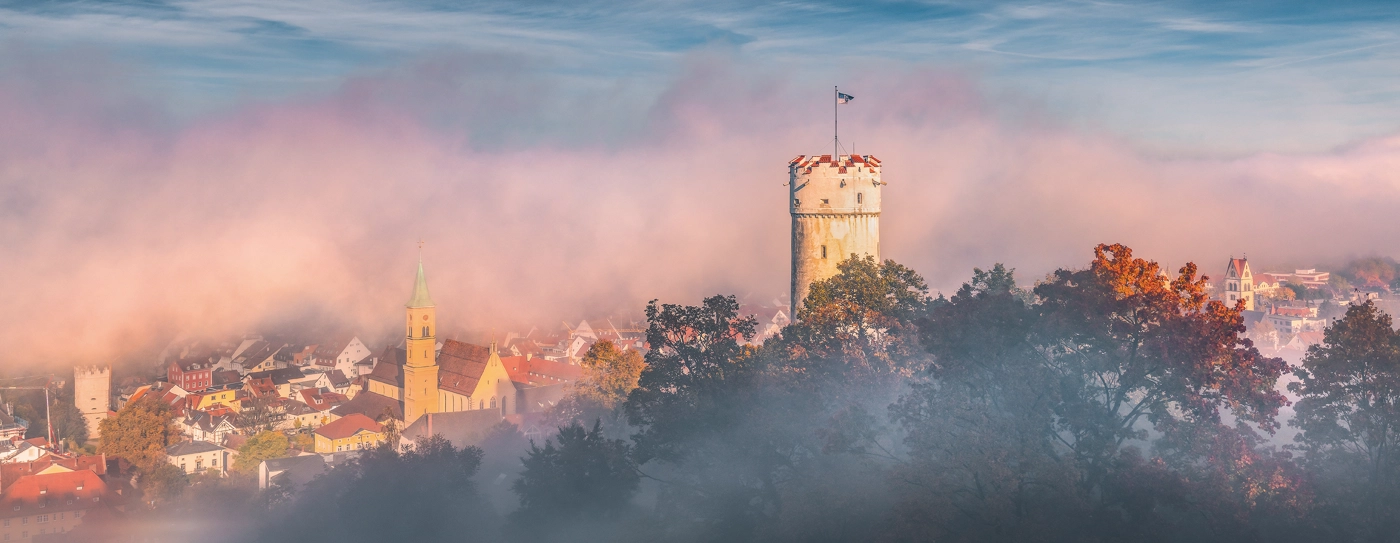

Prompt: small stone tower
[
  {"left": 789, "top": 154, "right": 883, "bottom": 316},
  {"left": 1224, "top": 257, "right": 1255, "bottom": 311},
  {"left": 74, "top": 365, "right": 111, "bottom": 440},
  {"left": 402, "top": 258, "right": 440, "bottom": 427}
]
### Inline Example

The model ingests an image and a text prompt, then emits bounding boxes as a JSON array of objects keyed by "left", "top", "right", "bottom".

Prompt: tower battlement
[{"left": 789, "top": 154, "right": 884, "bottom": 316}]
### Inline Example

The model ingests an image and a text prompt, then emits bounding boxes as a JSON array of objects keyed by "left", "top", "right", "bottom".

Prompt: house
[
  {"left": 0, "top": 455, "right": 106, "bottom": 493},
  {"left": 313, "top": 414, "right": 385, "bottom": 454},
  {"left": 332, "top": 337, "right": 374, "bottom": 377},
  {"left": 168, "top": 357, "right": 215, "bottom": 392},
  {"left": 243, "top": 368, "right": 306, "bottom": 398},
  {"left": 0, "top": 440, "right": 49, "bottom": 464},
  {"left": 279, "top": 401, "right": 329, "bottom": 431},
  {"left": 177, "top": 411, "right": 238, "bottom": 445},
  {"left": 1266, "top": 306, "right": 1328, "bottom": 334},
  {"left": 315, "top": 371, "right": 353, "bottom": 396},
  {"left": 328, "top": 389, "right": 402, "bottom": 427},
  {"left": 0, "top": 469, "right": 107, "bottom": 542},
  {"left": 239, "top": 342, "right": 283, "bottom": 373},
  {"left": 189, "top": 388, "right": 242, "bottom": 413},
  {"left": 0, "top": 404, "right": 29, "bottom": 440},
  {"left": 166, "top": 441, "right": 235, "bottom": 475},
  {"left": 126, "top": 382, "right": 189, "bottom": 416},
  {"left": 298, "top": 389, "right": 347, "bottom": 414}
]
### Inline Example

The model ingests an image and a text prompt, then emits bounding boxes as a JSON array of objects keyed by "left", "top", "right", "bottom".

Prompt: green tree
[
  {"left": 337, "top": 435, "right": 495, "bottom": 542},
  {"left": 1290, "top": 300, "right": 1400, "bottom": 537},
  {"left": 234, "top": 430, "right": 290, "bottom": 473},
  {"left": 510, "top": 420, "right": 638, "bottom": 537},
  {"left": 141, "top": 463, "right": 189, "bottom": 507},
  {"left": 98, "top": 396, "right": 178, "bottom": 472}
]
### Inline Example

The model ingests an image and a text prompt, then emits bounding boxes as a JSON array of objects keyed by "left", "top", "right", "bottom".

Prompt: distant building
[
  {"left": 259, "top": 454, "right": 328, "bottom": 491},
  {"left": 0, "top": 468, "right": 107, "bottom": 541},
  {"left": 73, "top": 366, "right": 111, "bottom": 442},
  {"left": 788, "top": 154, "right": 883, "bottom": 316},
  {"left": 1223, "top": 257, "right": 1255, "bottom": 311},
  {"left": 168, "top": 357, "right": 215, "bottom": 392},
  {"left": 313, "top": 413, "right": 385, "bottom": 454},
  {"left": 166, "top": 441, "right": 235, "bottom": 475},
  {"left": 1266, "top": 306, "right": 1328, "bottom": 334}
]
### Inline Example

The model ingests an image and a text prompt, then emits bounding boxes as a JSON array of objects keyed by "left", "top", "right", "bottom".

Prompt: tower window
[
  {"left": 821, "top": 199, "right": 829, "bottom": 205},
  {"left": 821, "top": 245, "right": 827, "bottom": 259},
  {"left": 857, "top": 193, "right": 863, "bottom": 204}
]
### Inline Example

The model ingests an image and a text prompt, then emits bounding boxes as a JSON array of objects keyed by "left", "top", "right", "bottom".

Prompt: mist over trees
[{"left": 86, "top": 243, "right": 1400, "bottom": 542}]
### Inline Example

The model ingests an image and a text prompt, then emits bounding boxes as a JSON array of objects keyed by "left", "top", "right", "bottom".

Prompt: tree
[
  {"left": 576, "top": 340, "right": 646, "bottom": 410},
  {"left": 237, "top": 394, "right": 282, "bottom": 433},
  {"left": 98, "top": 396, "right": 178, "bottom": 472},
  {"left": 336, "top": 435, "right": 496, "bottom": 543},
  {"left": 625, "top": 294, "right": 757, "bottom": 464},
  {"left": 234, "top": 430, "right": 290, "bottom": 473},
  {"left": 1290, "top": 300, "right": 1400, "bottom": 537},
  {"left": 510, "top": 420, "right": 639, "bottom": 540},
  {"left": 141, "top": 463, "right": 189, "bottom": 506},
  {"left": 1033, "top": 244, "right": 1288, "bottom": 488},
  {"left": 778, "top": 255, "right": 931, "bottom": 383}
]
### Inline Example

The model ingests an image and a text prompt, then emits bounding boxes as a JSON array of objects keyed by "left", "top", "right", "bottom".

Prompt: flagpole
[{"left": 834, "top": 86, "right": 838, "bottom": 159}]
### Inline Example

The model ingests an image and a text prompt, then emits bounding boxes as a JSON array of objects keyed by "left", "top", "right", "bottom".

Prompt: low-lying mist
[{"left": 3, "top": 46, "right": 1400, "bottom": 372}]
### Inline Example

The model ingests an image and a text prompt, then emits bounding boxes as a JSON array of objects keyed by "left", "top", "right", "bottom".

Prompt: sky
[{"left": 2, "top": 0, "right": 1400, "bottom": 369}]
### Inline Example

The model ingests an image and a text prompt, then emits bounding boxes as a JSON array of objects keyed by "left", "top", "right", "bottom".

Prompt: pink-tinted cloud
[{"left": 2, "top": 48, "right": 1398, "bottom": 371}]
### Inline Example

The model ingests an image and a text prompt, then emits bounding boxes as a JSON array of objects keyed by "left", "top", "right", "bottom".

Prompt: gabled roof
[
  {"left": 0, "top": 470, "right": 107, "bottom": 515},
  {"left": 330, "top": 390, "right": 403, "bottom": 423},
  {"left": 315, "top": 413, "right": 382, "bottom": 440},
  {"left": 366, "top": 346, "right": 405, "bottom": 387},
  {"left": 299, "top": 389, "right": 348, "bottom": 412},
  {"left": 438, "top": 341, "right": 492, "bottom": 395},
  {"left": 166, "top": 441, "right": 226, "bottom": 457},
  {"left": 244, "top": 367, "right": 305, "bottom": 386}
]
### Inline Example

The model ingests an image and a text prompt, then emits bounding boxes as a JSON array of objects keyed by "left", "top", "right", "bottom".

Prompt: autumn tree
[
  {"left": 551, "top": 340, "right": 646, "bottom": 435},
  {"left": 1290, "top": 300, "right": 1400, "bottom": 537},
  {"left": 99, "top": 396, "right": 179, "bottom": 472},
  {"left": 234, "top": 430, "right": 290, "bottom": 473}
]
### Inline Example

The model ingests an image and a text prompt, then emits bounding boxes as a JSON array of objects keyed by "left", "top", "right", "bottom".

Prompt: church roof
[
  {"left": 438, "top": 341, "right": 492, "bottom": 395},
  {"left": 407, "top": 260, "right": 434, "bottom": 308},
  {"left": 366, "top": 346, "right": 405, "bottom": 387}
]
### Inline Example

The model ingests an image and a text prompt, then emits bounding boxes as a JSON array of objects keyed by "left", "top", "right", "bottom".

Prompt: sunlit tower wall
[
  {"left": 74, "top": 365, "right": 111, "bottom": 441},
  {"left": 789, "top": 154, "right": 883, "bottom": 317}
]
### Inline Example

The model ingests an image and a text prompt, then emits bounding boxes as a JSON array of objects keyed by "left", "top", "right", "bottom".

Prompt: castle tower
[
  {"left": 402, "top": 258, "right": 440, "bottom": 426},
  {"left": 789, "top": 154, "right": 883, "bottom": 316},
  {"left": 74, "top": 365, "right": 111, "bottom": 441},
  {"left": 1224, "top": 257, "right": 1255, "bottom": 311}
]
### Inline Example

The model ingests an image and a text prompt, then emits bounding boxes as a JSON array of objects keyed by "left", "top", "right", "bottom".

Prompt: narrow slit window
[
  {"left": 821, "top": 245, "right": 827, "bottom": 259},
  {"left": 857, "top": 193, "right": 863, "bottom": 204}
]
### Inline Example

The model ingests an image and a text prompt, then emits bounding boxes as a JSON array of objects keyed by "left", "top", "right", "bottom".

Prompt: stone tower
[
  {"left": 402, "top": 258, "right": 440, "bottom": 427},
  {"left": 1224, "top": 257, "right": 1255, "bottom": 311},
  {"left": 74, "top": 365, "right": 111, "bottom": 440},
  {"left": 789, "top": 154, "right": 883, "bottom": 316}
]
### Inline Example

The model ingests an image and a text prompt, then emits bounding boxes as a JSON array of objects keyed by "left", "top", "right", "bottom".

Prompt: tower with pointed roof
[
  {"left": 402, "top": 257, "right": 440, "bottom": 426},
  {"left": 1224, "top": 257, "right": 1255, "bottom": 311},
  {"left": 788, "top": 154, "right": 883, "bottom": 317}
]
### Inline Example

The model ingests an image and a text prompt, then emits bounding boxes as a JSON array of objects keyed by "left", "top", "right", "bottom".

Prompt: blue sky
[{"left": 2, "top": 0, "right": 1399, "bottom": 153}]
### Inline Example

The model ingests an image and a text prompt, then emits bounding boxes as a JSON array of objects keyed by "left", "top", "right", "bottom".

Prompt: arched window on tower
[{"left": 422, "top": 326, "right": 429, "bottom": 337}]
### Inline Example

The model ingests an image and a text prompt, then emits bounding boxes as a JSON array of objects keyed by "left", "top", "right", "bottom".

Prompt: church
[{"left": 356, "top": 258, "right": 562, "bottom": 428}]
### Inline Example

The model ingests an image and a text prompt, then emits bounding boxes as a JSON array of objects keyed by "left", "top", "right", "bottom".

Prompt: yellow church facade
[{"left": 363, "top": 258, "right": 520, "bottom": 428}]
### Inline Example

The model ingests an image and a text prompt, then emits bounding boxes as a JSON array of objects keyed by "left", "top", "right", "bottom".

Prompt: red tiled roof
[
  {"left": 315, "top": 413, "right": 382, "bottom": 440},
  {"left": 438, "top": 341, "right": 491, "bottom": 395},
  {"left": 0, "top": 470, "right": 107, "bottom": 517}
]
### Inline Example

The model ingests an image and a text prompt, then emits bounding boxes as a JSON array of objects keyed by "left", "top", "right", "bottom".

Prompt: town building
[
  {"left": 1223, "top": 257, "right": 1256, "bottom": 310},
  {"left": 313, "top": 413, "right": 385, "bottom": 453},
  {"left": 73, "top": 366, "right": 110, "bottom": 442},
  {"left": 0, "top": 468, "right": 107, "bottom": 542},
  {"left": 788, "top": 154, "right": 883, "bottom": 316},
  {"left": 165, "top": 441, "right": 235, "bottom": 475},
  {"left": 1265, "top": 305, "right": 1329, "bottom": 335},
  {"left": 167, "top": 357, "right": 214, "bottom": 392}
]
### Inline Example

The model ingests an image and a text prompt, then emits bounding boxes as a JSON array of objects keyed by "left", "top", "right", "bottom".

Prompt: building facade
[
  {"left": 788, "top": 154, "right": 883, "bottom": 316},
  {"left": 73, "top": 366, "right": 110, "bottom": 442},
  {"left": 1224, "top": 257, "right": 1255, "bottom": 311}
]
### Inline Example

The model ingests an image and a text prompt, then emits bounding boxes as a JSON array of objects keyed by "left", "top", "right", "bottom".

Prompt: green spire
[{"left": 407, "top": 258, "right": 434, "bottom": 308}]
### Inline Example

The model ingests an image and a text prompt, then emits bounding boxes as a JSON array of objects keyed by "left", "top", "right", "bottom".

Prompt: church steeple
[
  {"left": 407, "top": 258, "right": 434, "bottom": 308},
  {"left": 403, "top": 249, "right": 440, "bottom": 426}
]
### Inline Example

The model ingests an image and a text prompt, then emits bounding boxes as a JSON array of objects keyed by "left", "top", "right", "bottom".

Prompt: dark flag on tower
[{"left": 837, "top": 91, "right": 854, "bottom": 104}]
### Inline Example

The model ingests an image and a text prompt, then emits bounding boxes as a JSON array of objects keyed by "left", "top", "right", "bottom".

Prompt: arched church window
[
  {"left": 479, "top": 400, "right": 483, "bottom": 410},
  {"left": 491, "top": 397, "right": 497, "bottom": 409}
]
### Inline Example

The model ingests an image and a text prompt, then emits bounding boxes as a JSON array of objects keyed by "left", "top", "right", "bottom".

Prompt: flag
[{"left": 837, "top": 92, "right": 854, "bottom": 104}]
